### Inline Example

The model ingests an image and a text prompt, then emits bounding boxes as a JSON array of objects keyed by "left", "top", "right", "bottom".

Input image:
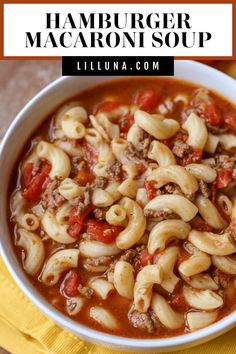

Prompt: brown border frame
[{"left": 0, "top": 0, "right": 235, "bottom": 60}]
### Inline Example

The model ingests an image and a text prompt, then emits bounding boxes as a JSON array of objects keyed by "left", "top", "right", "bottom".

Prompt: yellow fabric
[{"left": 0, "top": 257, "right": 236, "bottom": 354}]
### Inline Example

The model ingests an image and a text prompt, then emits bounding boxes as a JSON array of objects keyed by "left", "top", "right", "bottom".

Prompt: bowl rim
[{"left": 1, "top": 60, "right": 236, "bottom": 350}]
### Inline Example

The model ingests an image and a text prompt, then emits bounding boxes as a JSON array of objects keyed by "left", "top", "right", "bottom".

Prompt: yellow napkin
[{"left": 0, "top": 256, "right": 236, "bottom": 354}]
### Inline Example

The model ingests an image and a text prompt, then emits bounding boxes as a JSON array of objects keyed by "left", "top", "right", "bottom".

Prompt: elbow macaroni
[
  {"left": 182, "top": 112, "right": 208, "bottom": 149},
  {"left": 147, "top": 140, "right": 176, "bottom": 166},
  {"left": 185, "top": 164, "right": 217, "bottom": 183},
  {"left": 218, "top": 134, "right": 236, "bottom": 151},
  {"left": 158, "top": 246, "right": 180, "bottom": 293},
  {"left": 204, "top": 133, "right": 219, "bottom": 154},
  {"left": 61, "top": 106, "right": 87, "bottom": 139},
  {"left": 113, "top": 261, "right": 135, "bottom": 299},
  {"left": 116, "top": 197, "right": 146, "bottom": 249},
  {"left": 151, "top": 293, "right": 184, "bottom": 330},
  {"left": 92, "top": 188, "right": 114, "bottom": 207},
  {"left": 148, "top": 219, "right": 190, "bottom": 253},
  {"left": 58, "top": 178, "right": 84, "bottom": 200},
  {"left": 90, "top": 307, "right": 119, "bottom": 330},
  {"left": 36, "top": 141, "right": 71, "bottom": 179},
  {"left": 187, "top": 310, "right": 218, "bottom": 331},
  {"left": 188, "top": 230, "right": 236, "bottom": 256},
  {"left": 16, "top": 228, "right": 45, "bottom": 276},
  {"left": 195, "top": 194, "right": 227, "bottom": 229},
  {"left": 134, "top": 110, "right": 180, "bottom": 140},
  {"left": 181, "top": 273, "right": 219, "bottom": 291},
  {"left": 105, "top": 204, "right": 127, "bottom": 226},
  {"left": 145, "top": 194, "right": 198, "bottom": 222},
  {"left": 147, "top": 165, "right": 199, "bottom": 196},
  {"left": 134, "top": 264, "right": 163, "bottom": 312},
  {"left": 79, "top": 240, "right": 121, "bottom": 257},
  {"left": 212, "top": 255, "right": 236, "bottom": 275},
  {"left": 42, "top": 210, "right": 76, "bottom": 244},
  {"left": 183, "top": 287, "right": 223, "bottom": 310},
  {"left": 41, "top": 249, "right": 80, "bottom": 285},
  {"left": 88, "top": 278, "right": 114, "bottom": 300}
]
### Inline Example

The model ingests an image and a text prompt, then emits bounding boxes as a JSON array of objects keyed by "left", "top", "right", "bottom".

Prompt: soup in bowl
[{"left": 1, "top": 61, "right": 236, "bottom": 352}]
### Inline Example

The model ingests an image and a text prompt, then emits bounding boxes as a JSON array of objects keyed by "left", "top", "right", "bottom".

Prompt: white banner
[{"left": 4, "top": 3, "right": 233, "bottom": 57}]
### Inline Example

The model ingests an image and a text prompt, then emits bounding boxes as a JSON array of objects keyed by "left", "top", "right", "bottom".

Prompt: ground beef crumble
[
  {"left": 90, "top": 176, "right": 108, "bottom": 188},
  {"left": 125, "top": 142, "right": 146, "bottom": 164},
  {"left": 93, "top": 207, "right": 108, "bottom": 220},
  {"left": 106, "top": 248, "right": 140, "bottom": 282},
  {"left": 69, "top": 187, "right": 91, "bottom": 214},
  {"left": 128, "top": 305, "right": 159, "bottom": 333},
  {"left": 154, "top": 183, "right": 194, "bottom": 200},
  {"left": 172, "top": 139, "right": 191, "bottom": 159},
  {"left": 215, "top": 154, "right": 236, "bottom": 170},
  {"left": 199, "top": 180, "right": 211, "bottom": 198},
  {"left": 135, "top": 129, "right": 152, "bottom": 157},
  {"left": 144, "top": 209, "right": 177, "bottom": 220},
  {"left": 120, "top": 249, "right": 138, "bottom": 263},
  {"left": 41, "top": 179, "right": 65, "bottom": 210},
  {"left": 106, "top": 160, "right": 123, "bottom": 180}
]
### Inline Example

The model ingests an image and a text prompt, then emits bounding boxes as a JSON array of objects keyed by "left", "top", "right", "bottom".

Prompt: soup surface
[{"left": 9, "top": 78, "right": 236, "bottom": 338}]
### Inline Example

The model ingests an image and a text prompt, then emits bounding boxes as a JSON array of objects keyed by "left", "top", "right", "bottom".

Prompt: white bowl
[{"left": 0, "top": 61, "right": 236, "bottom": 353}]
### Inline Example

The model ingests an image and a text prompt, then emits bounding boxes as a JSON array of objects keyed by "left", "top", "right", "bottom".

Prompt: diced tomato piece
[
  {"left": 171, "top": 290, "right": 189, "bottom": 312},
  {"left": 83, "top": 142, "right": 97, "bottom": 168},
  {"left": 201, "top": 103, "right": 223, "bottom": 126},
  {"left": 22, "top": 163, "right": 34, "bottom": 188},
  {"left": 137, "top": 162, "right": 147, "bottom": 174},
  {"left": 97, "top": 102, "right": 120, "bottom": 113},
  {"left": 62, "top": 270, "right": 81, "bottom": 297},
  {"left": 216, "top": 168, "right": 233, "bottom": 189},
  {"left": 139, "top": 249, "right": 153, "bottom": 267},
  {"left": 75, "top": 166, "right": 94, "bottom": 186},
  {"left": 144, "top": 180, "right": 156, "bottom": 201},
  {"left": 68, "top": 204, "right": 94, "bottom": 238},
  {"left": 69, "top": 204, "right": 94, "bottom": 224},
  {"left": 120, "top": 113, "right": 135, "bottom": 133},
  {"left": 182, "top": 148, "right": 202, "bottom": 166},
  {"left": 86, "top": 219, "right": 122, "bottom": 244},
  {"left": 224, "top": 111, "right": 236, "bottom": 131},
  {"left": 68, "top": 222, "right": 83, "bottom": 238},
  {"left": 134, "top": 89, "right": 160, "bottom": 112},
  {"left": 22, "top": 161, "right": 51, "bottom": 202},
  {"left": 191, "top": 89, "right": 223, "bottom": 126}
]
